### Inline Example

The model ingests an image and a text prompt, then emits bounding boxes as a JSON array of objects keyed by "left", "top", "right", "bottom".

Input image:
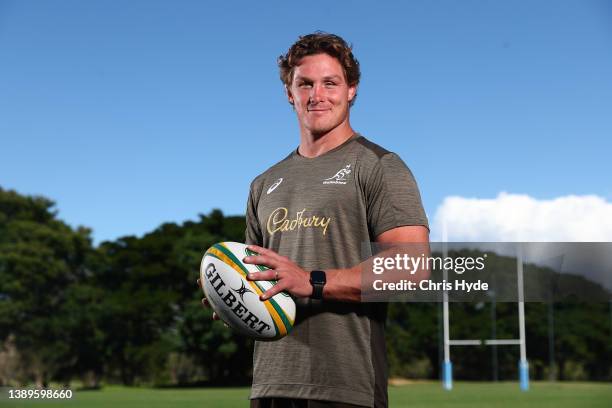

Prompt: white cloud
[{"left": 431, "top": 192, "right": 612, "bottom": 241}]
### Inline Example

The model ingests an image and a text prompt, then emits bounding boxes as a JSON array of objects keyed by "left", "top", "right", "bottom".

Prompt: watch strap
[{"left": 310, "top": 270, "right": 326, "bottom": 300}]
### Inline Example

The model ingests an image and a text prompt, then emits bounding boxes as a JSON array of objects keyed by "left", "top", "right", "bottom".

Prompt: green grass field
[{"left": 3, "top": 382, "right": 611, "bottom": 408}]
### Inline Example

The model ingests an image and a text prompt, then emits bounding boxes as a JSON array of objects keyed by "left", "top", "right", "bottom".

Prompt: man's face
[{"left": 287, "top": 53, "right": 357, "bottom": 136}]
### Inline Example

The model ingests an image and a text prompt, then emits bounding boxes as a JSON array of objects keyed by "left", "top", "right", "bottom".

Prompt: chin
[
  {"left": 307, "top": 126, "right": 334, "bottom": 137},
  {"left": 306, "top": 120, "right": 337, "bottom": 135}
]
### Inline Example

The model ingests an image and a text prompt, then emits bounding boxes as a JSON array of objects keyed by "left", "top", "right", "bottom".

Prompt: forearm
[
  {"left": 322, "top": 266, "right": 362, "bottom": 302},
  {"left": 246, "top": 227, "right": 430, "bottom": 302},
  {"left": 322, "top": 244, "right": 431, "bottom": 302}
]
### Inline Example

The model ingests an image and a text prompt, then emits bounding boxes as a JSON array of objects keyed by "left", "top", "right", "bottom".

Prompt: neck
[{"left": 298, "top": 120, "right": 355, "bottom": 158}]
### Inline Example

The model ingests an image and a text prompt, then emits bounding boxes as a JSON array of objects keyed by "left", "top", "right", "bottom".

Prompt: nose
[{"left": 310, "top": 84, "right": 325, "bottom": 103}]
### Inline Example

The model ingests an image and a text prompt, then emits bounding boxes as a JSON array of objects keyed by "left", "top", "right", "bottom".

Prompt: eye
[
  {"left": 298, "top": 82, "right": 312, "bottom": 88},
  {"left": 324, "top": 81, "right": 337, "bottom": 87}
]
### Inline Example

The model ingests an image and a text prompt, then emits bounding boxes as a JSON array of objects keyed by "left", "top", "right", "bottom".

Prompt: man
[{"left": 204, "top": 32, "right": 429, "bottom": 407}]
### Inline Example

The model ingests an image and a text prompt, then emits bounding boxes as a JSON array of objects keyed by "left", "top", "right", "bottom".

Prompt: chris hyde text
[{"left": 373, "top": 279, "right": 489, "bottom": 293}]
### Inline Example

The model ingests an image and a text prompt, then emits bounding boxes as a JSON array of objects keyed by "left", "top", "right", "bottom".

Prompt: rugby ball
[{"left": 200, "top": 242, "right": 296, "bottom": 340}]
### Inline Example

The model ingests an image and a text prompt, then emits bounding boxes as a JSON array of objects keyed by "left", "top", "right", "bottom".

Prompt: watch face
[{"left": 311, "top": 270, "right": 326, "bottom": 284}]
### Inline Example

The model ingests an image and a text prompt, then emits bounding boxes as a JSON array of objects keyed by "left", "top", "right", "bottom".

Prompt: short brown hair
[{"left": 278, "top": 32, "right": 361, "bottom": 106}]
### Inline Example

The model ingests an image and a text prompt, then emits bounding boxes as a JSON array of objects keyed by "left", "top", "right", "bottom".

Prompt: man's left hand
[{"left": 243, "top": 245, "right": 312, "bottom": 300}]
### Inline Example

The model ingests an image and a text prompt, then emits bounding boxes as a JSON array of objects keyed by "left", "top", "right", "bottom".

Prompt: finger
[
  {"left": 197, "top": 278, "right": 202, "bottom": 288},
  {"left": 247, "top": 245, "right": 278, "bottom": 258},
  {"left": 216, "top": 315, "right": 230, "bottom": 327},
  {"left": 247, "top": 270, "right": 278, "bottom": 281},
  {"left": 260, "top": 283, "right": 285, "bottom": 301},
  {"left": 212, "top": 311, "right": 220, "bottom": 321},
  {"left": 243, "top": 255, "right": 279, "bottom": 269},
  {"left": 201, "top": 297, "right": 210, "bottom": 307}
]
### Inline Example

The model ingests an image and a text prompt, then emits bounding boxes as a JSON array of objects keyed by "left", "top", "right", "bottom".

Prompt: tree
[{"left": 0, "top": 187, "right": 95, "bottom": 386}]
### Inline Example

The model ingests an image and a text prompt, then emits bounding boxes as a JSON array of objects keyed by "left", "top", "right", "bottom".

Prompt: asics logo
[{"left": 267, "top": 178, "right": 283, "bottom": 194}]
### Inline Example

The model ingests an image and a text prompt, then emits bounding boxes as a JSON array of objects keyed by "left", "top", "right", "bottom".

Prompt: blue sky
[{"left": 1, "top": 0, "right": 611, "bottom": 243}]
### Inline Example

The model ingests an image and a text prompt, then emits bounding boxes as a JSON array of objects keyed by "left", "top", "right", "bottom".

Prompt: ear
[
  {"left": 348, "top": 84, "right": 357, "bottom": 103},
  {"left": 285, "top": 85, "right": 295, "bottom": 106}
]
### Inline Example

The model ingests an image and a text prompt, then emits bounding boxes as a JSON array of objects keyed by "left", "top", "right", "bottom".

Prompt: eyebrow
[{"left": 294, "top": 75, "right": 344, "bottom": 82}]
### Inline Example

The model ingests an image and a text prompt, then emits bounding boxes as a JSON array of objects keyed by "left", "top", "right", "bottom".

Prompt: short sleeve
[
  {"left": 365, "top": 153, "right": 429, "bottom": 238},
  {"left": 245, "top": 182, "right": 263, "bottom": 246}
]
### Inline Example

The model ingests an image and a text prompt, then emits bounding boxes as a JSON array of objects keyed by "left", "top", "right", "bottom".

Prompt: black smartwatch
[{"left": 310, "top": 270, "right": 326, "bottom": 300}]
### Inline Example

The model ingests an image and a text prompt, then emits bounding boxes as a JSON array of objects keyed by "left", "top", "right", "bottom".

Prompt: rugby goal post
[{"left": 441, "top": 237, "right": 529, "bottom": 391}]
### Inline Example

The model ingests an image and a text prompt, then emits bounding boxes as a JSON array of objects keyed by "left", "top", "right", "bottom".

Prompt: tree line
[{"left": 1, "top": 187, "right": 610, "bottom": 387}]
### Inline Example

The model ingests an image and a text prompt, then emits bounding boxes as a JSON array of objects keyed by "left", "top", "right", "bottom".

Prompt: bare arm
[
  {"left": 323, "top": 225, "right": 430, "bottom": 302},
  {"left": 245, "top": 225, "right": 430, "bottom": 302}
]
